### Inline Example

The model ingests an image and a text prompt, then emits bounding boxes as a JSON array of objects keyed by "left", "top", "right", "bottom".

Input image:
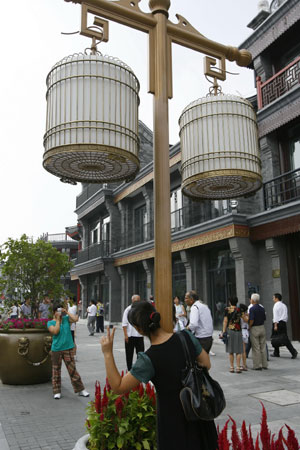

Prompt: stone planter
[
  {"left": 72, "top": 434, "right": 89, "bottom": 450},
  {"left": 0, "top": 328, "right": 52, "bottom": 385}
]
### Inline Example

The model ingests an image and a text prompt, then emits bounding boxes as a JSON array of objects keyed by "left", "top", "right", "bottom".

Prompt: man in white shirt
[
  {"left": 87, "top": 300, "right": 97, "bottom": 336},
  {"left": 185, "top": 290, "right": 214, "bottom": 353},
  {"left": 122, "top": 294, "right": 144, "bottom": 370},
  {"left": 272, "top": 293, "right": 297, "bottom": 359}
]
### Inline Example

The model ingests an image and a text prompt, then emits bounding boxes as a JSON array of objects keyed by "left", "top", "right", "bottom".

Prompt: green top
[
  {"left": 47, "top": 315, "right": 74, "bottom": 352},
  {"left": 130, "top": 330, "right": 202, "bottom": 383}
]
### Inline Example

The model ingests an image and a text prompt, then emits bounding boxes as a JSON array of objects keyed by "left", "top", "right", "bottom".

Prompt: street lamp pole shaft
[{"left": 152, "top": 11, "right": 173, "bottom": 332}]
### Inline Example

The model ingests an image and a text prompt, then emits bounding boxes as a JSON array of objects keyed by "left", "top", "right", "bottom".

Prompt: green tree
[{"left": 0, "top": 235, "right": 73, "bottom": 318}]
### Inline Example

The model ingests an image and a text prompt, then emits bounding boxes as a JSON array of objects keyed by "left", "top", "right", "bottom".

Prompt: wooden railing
[{"left": 257, "top": 56, "right": 300, "bottom": 109}]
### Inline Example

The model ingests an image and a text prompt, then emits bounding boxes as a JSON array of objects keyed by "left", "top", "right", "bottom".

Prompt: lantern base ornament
[
  {"left": 182, "top": 170, "right": 262, "bottom": 200},
  {"left": 43, "top": 143, "right": 139, "bottom": 183}
]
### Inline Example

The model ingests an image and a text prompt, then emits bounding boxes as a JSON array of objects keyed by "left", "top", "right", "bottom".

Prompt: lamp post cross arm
[
  {"left": 65, "top": 0, "right": 157, "bottom": 32},
  {"left": 167, "top": 15, "right": 252, "bottom": 67},
  {"left": 65, "top": 0, "right": 251, "bottom": 98}
]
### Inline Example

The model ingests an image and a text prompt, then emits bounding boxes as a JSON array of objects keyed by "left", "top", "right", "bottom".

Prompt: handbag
[
  {"left": 271, "top": 333, "right": 288, "bottom": 348},
  {"left": 177, "top": 331, "right": 226, "bottom": 422},
  {"left": 219, "top": 331, "right": 228, "bottom": 345}
]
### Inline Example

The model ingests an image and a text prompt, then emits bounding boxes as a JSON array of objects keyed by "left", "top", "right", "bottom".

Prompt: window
[
  {"left": 102, "top": 216, "right": 110, "bottom": 242},
  {"left": 134, "top": 205, "right": 147, "bottom": 244},
  {"left": 89, "top": 216, "right": 110, "bottom": 247},
  {"left": 170, "top": 188, "right": 183, "bottom": 230},
  {"left": 290, "top": 135, "right": 300, "bottom": 172},
  {"left": 90, "top": 221, "right": 100, "bottom": 245}
]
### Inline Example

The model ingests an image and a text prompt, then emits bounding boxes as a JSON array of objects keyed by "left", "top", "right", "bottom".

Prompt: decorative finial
[
  {"left": 149, "top": 0, "right": 171, "bottom": 14},
  {"left": 258, "top": 0, "right": 269, "bottom": 11}
]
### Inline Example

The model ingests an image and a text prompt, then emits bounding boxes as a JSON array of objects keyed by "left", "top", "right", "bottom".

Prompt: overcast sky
[{"left": 0, "top": 0, "right": 260, "bottom": 244}]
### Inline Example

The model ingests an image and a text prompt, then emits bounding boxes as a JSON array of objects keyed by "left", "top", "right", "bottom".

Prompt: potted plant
[
  {"left": 74, "top": 377, "right": 157, "bottom": 450},
  {"left": 0, "top": 234, "right": 73, "bottom": 385}
]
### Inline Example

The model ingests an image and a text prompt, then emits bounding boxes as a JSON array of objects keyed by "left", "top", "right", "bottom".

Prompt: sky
[{"left": 0, "top": 0, "right": 261, "bottom": 244}]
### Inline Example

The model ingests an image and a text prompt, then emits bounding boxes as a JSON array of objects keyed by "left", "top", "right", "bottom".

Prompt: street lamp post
[{"left": 63, "top": 0, "right": 252, "bottom": 332}]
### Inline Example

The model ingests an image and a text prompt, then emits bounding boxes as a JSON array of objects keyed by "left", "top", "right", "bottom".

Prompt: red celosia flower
[
  {"left": 259, "top": 402, "right": 271, "bottom": 450},
  {"left": 105, "top": 377, "right": 111, "bottom": 392},
  {"left": 285, "top": 424, "right": 300, "bottom": 450},
  {"left": 86, "top": 420, "right": 91, "bottom": 428},
  {"left": 218, "top": 419, "right": 230, "bottom": 450},
  {"left": 95, "top": 393, "right": 102, "bottom": 414},
  {"left": 255, "top": 435, "right": 260, "bottom": 450},
  {"left": 102, "top": 386, "right": 108, "bottom": 409},
  {"left": 95, "top": 380, "right": 101, "bottom": 397},
  {"left": 241, "top": 420, "right": 249, "bottom": 450},
  {"left": 230, "top": 416, "right": 242, "bottom": 450},
  {"left": 273, "top": 428, "right": 285, "bottom": 450},
  {"left": 248, "top": 425, "right": 255, "bottom": 450},
  {"left": 270, "top": 435, "right": 276, "bottom": 450},
  {"left": 139, "top": 383, "right": 144, "bottom": 398},
  {"left": 146, "top": 382, "right": 152, "bottom": 397},
  {"left": 100, "top": 412, "right": 104, "bottom": 421},
  {"left": 115, "top": 396, "right": 124, "bottom": 418}
]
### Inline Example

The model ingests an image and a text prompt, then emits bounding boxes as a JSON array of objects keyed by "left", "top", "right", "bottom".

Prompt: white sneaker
[
  {"left": 78, "top": 390, "right": 89, "bottom": 397},
  {"left": 209, "top": 351, "right": 216, "bottom": 356},
  {"left": 54, "top": 393, "right": 61, "bottom": 399}
]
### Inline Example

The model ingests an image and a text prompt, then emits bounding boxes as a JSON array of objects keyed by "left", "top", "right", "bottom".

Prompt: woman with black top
[
  {"left": 100, "top": 300, "right": 218, "bottom": 450},
  {"left": 220, "top": 297, "right": 244, "bottom": 373}
]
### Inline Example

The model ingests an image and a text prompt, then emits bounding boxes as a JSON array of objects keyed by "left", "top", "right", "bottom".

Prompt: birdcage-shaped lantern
[
  {"left": 179, "top": 93, "right": 262, "bottom": 199},
  {"left": 43, "top": 53, "right": 140, "bottom": 183}
]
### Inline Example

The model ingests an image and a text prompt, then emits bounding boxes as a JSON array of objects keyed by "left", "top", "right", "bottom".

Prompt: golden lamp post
[{"left": 46, "top": 0, "right": 259, "bottom": 332}]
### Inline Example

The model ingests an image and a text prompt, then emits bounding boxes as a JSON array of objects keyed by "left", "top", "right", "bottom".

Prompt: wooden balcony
[{"left": 257, "top": 56, "right": 300, "bottom": 109}]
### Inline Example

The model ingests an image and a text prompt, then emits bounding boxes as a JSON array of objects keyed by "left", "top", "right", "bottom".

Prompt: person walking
[
  {"left": 185, "top": 290, "right": 214, "bottom": 353},
  {"left": 87, "top": 300, "right": 97, "bottom": 336},
  {"left": 122, "top": 294, "right": 144, "bottom": 370},
  {"left": 173, "top": 296, "right": 187, "bottom": 326},
  {"left": 221, "top": 297, "right": 244, "bottom": 373},
  {"left": 101, "top": 300, "right": 217, "bottom": 450},
  {"left": 96, "top": 300, "right": 104, "bottom": 333},
  {"left": 249, "top": 293, "right": 268, "bottom": 370},
  {"left": 47, "top": 303, "right": 89, "bottom": 399},
  {"left": 271, "top": 293, "right": 298, "bottom": 359}
]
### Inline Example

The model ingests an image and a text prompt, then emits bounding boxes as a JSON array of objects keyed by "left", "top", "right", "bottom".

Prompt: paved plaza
[{"left": 0, "top": 320, "right": 300, "bottom": 450}]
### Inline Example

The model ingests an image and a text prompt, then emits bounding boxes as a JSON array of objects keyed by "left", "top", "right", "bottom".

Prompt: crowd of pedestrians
[{"left": 4, "top": 286, "right": 297, "bottom": 450}]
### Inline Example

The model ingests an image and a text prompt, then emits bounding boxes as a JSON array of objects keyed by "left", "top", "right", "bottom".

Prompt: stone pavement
[{"left": 0, "top": 320, "right": 300, "bottom": 449}]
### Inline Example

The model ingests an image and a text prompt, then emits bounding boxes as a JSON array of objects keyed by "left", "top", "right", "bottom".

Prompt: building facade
[
  {"left": 70, "top": 1, "right": 300, "bottom": 338},
  {"left": 239, "top": 0, "right": 300, "bottom": 340}
]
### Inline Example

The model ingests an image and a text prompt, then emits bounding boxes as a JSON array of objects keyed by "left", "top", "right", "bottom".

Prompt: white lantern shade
[
  {"left": 43, "top": 53, "right": 140, "bottom": 183},
  {"left": 179, "top": 94, "right": 262, "bottom": 199}
]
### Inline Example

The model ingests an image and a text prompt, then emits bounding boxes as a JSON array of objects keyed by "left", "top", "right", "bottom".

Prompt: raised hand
[{"left": 100, "top": 326, "right": 116, "bottom": 355}]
